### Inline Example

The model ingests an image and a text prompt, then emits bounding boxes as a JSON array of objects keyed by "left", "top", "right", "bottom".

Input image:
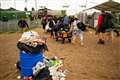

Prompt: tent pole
[
  {"left": 35, "top": 0, "right": 37, "bottom": 10},
  {"left": 14, "top": 0, "right": 18, "bottom": 31}
]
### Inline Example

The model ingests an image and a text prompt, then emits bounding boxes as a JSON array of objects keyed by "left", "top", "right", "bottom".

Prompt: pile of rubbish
[
  {"left": 16, "top": 31, "right": 68, "bottom": 80},
  {"left": 32, "top": 56, "right": 68, "bottom": 80}
]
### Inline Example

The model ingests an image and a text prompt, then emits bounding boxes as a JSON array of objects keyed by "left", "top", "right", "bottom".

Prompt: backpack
[
  {"left": 49, "top": 20, "right": 54, "bottom": 28},
  {"left": 101, "top": 13, "right": 112, "bottom": 29},
  {"left": 77, "top": 22, "right": 86, "bottom": 31}
]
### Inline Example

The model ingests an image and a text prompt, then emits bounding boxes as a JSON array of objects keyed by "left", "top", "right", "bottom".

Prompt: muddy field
[{"left": 0, "top": 28, "right": 120, "bottom": 80}]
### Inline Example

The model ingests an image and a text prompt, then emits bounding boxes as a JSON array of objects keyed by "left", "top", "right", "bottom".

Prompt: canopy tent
[
  {"left": 0, "top": 7, "right": 19, "bottom": 11},
  {"left": 5, "top": 7, "right": 19, "bottom": 11},
  {"left": 84, "top": 0, "right": 120, "bottom": 12}
]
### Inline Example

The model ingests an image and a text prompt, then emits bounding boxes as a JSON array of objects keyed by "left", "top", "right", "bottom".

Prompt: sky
[{"left": 0, "top": 0, "right": 120, "bottom": 15}]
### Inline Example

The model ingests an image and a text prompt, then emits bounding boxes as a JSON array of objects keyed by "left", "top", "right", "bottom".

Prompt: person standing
[
  {"left": 104, "top": 12, "right": 113, "bottom": 43},
  {"left": 41, "top": 16, "right": 47, "bottom": 32},
  {"left": 97, "top": 10, "right": 113, "bottom": 44},
  {"left": 63, "top": 15, "right": 69, "bottom": 30},
  {"left": 49, "top": 18, "right": 55, "bottom": 38},
  {"left": 97, "top": 10, "right": 106, "bottom": 44},
  {"left": 18, "top": 17, "right": 29, "bottom": 33}
]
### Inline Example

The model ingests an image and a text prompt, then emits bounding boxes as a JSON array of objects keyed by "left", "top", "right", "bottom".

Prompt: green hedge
[{"left": 0, "top": 11, "right": 31, "bottom": 21}]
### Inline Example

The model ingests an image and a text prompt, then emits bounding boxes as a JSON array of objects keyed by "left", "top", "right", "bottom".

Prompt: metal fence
[{"left": 0, "top": 19, "right": 42, "bottom": 32}]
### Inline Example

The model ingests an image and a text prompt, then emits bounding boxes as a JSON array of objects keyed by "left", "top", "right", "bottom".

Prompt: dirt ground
[{"left": 0, "top": 27, "right": 120, "bottom": 80}]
